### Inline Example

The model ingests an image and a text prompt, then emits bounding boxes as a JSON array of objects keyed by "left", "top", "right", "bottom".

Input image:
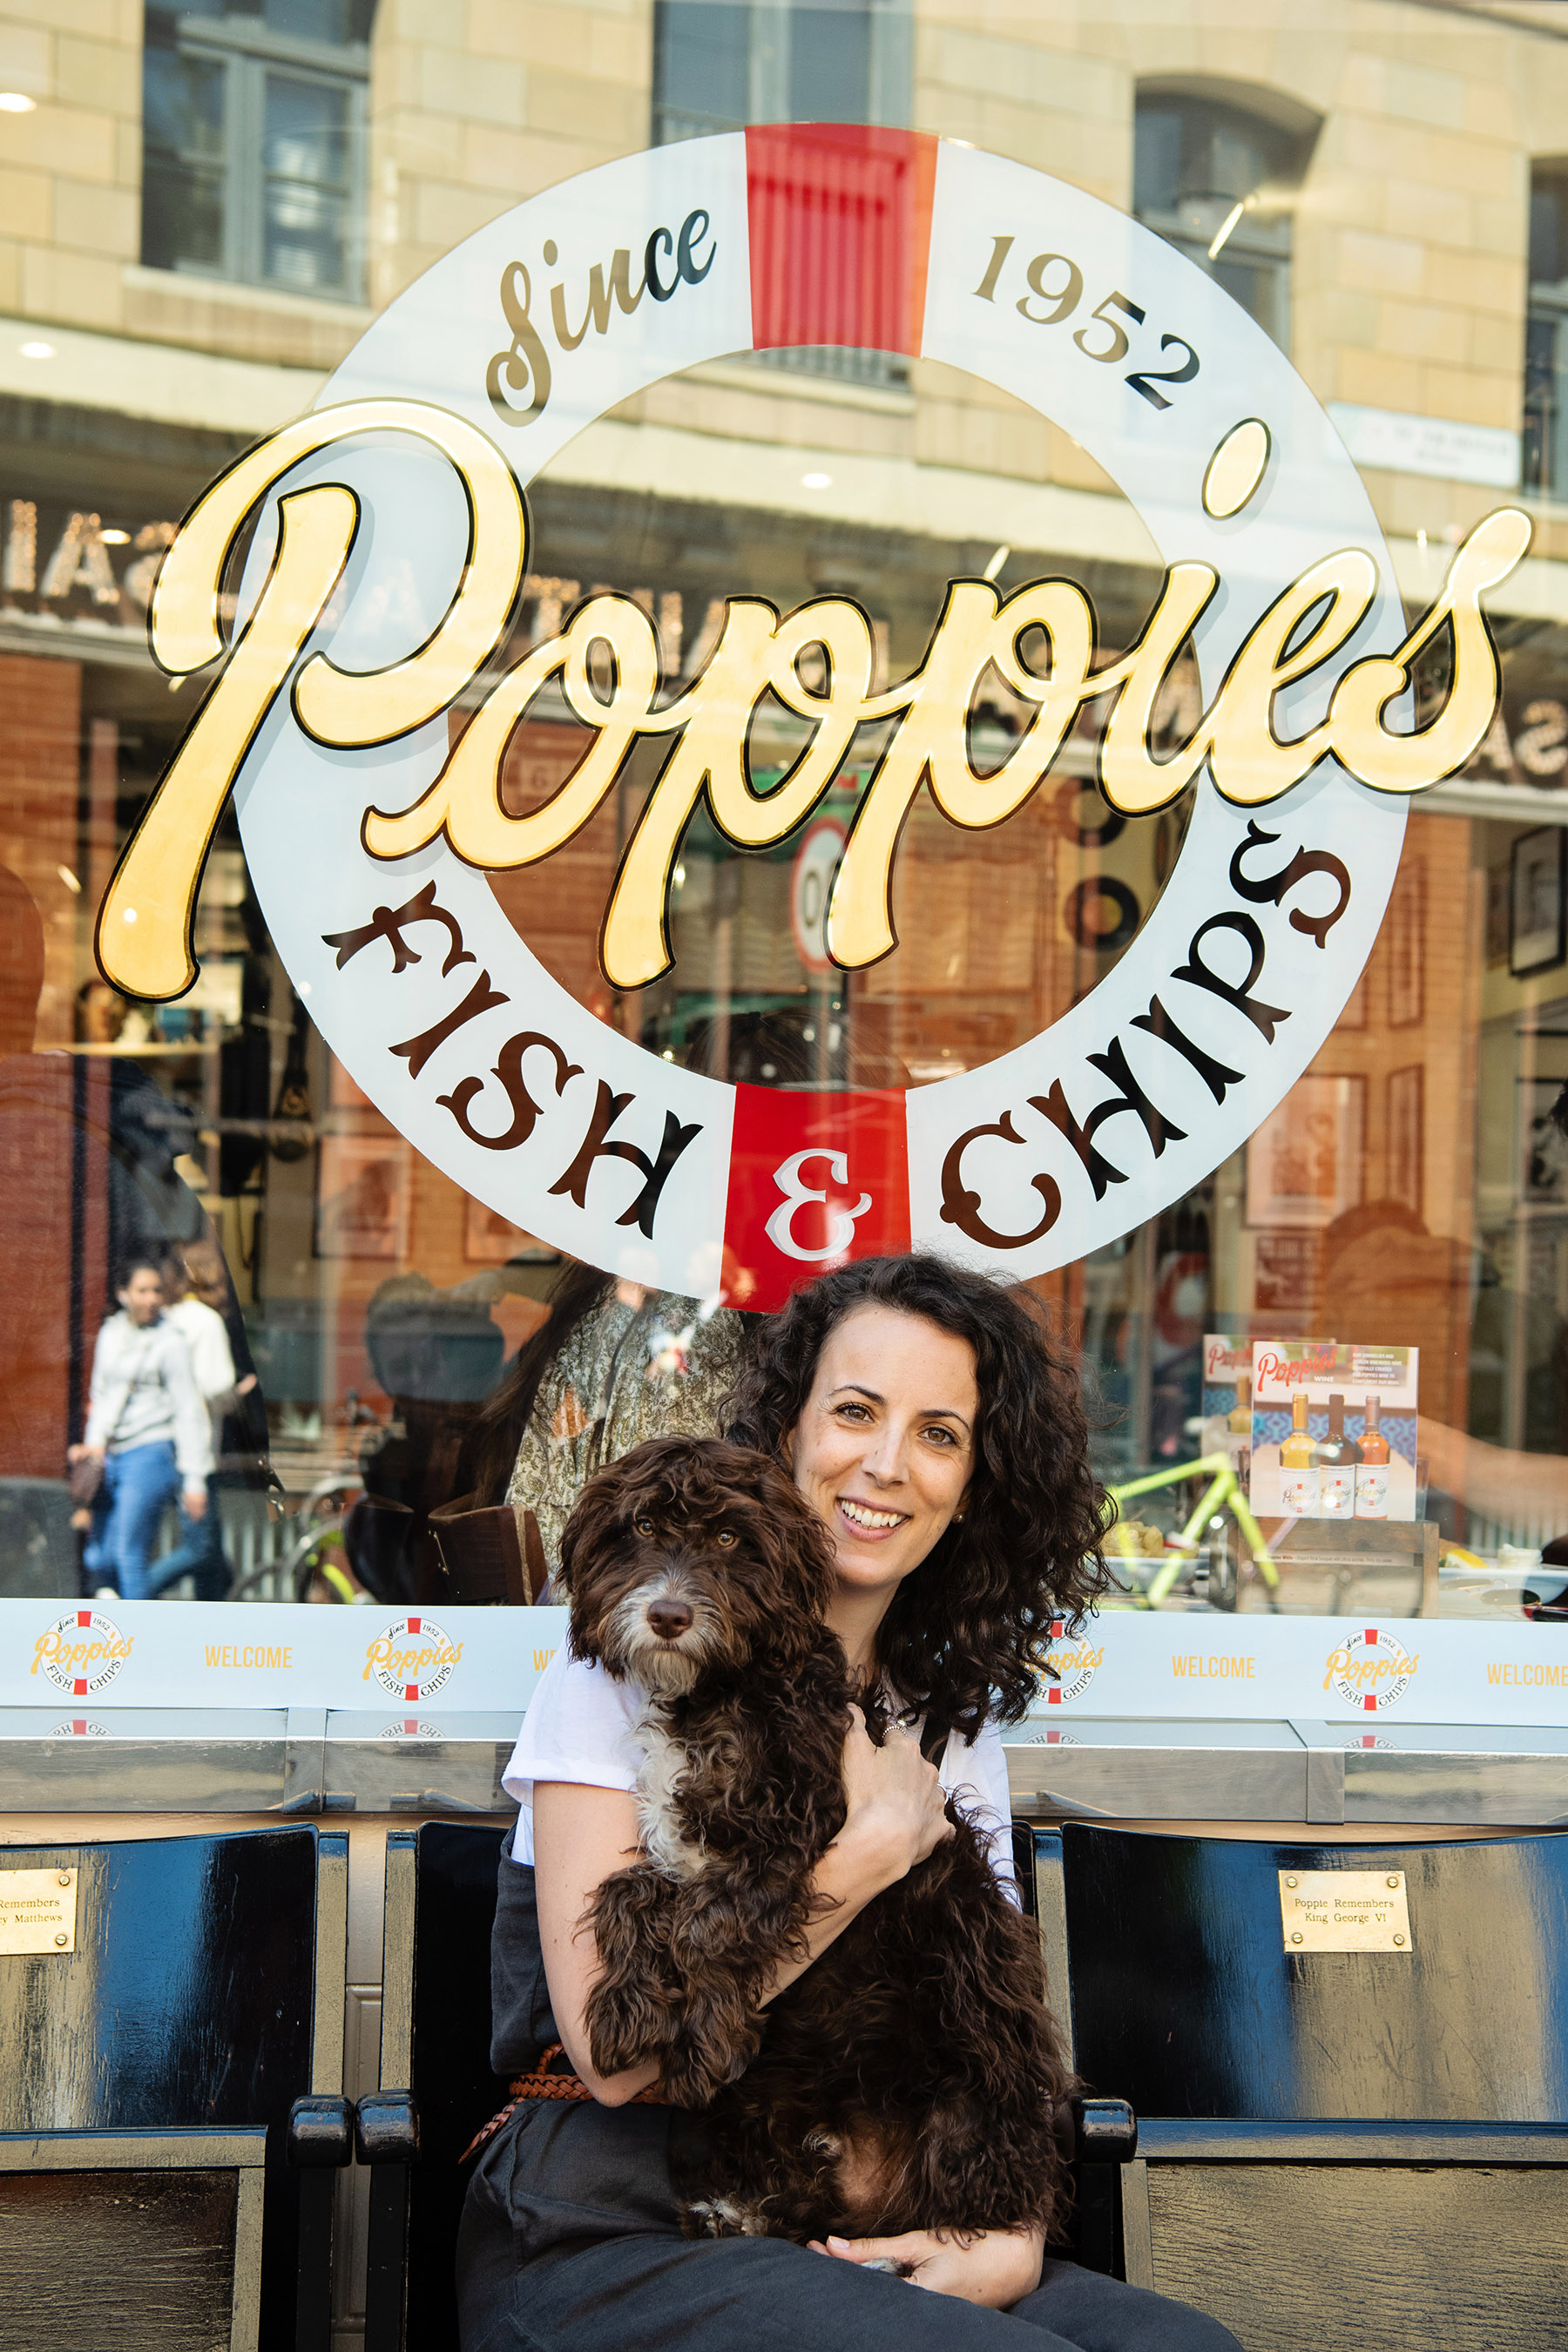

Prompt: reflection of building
[{"left": 6, "top": 2, "right": 1568, "bottom": 1537}]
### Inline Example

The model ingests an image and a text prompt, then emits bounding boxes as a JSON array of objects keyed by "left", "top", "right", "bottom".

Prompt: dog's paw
[{"left": 683, "top": 2195, "right": 769, "bottom": 2239}]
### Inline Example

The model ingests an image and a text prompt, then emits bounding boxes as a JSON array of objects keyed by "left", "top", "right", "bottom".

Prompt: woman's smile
[{"left": 837, "top": 1497, "right": 909, "bottom": 1537}]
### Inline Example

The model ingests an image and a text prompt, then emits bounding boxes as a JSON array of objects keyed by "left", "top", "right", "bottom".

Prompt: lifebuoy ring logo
[
  {"left": 1043, "top": 1618, "right": 1104, "bottom": 1706},
  {"left": 30, "top": 1608, "right": 133, "bottom": 1699},
  {"left": 363, "top": 1614, "right": 463, "bottom": 1703},
  {"left": 1323, "top": 1627, "right": 1419, "bottom": 1713},
  {"left": 92, "top": 127, "right": 1529, "bottom": 1311}
]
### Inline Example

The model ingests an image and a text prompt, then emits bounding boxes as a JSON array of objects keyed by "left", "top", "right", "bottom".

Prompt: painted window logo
[
  {"left": 30, "top": 1609, "right": 134, "bottom": 1699},
  {"left": 1322, "top": 1626, "right": 1419, "bottom": 1713},
  {"left": 363, "top": 1614, "right": 463, "bottom": 1702},
  {"left": 83, "top": 129, "right": 1536, "bottom": 1311},
  {"left": 1042, "top": 1617, "right": 1104, "bottom": 1706}
]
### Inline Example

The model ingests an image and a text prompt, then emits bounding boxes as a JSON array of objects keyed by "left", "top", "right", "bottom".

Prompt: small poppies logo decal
[
  {"left": 1323, "top": 1626, "right": 1419, "bottom": 1713},
  {"left": 363, "top": 1615, "right": 463, "bottom": 1703},
  {"left": 1042, "top": 1619, "right": 1104, "bottom": 1707},
  {"left": 30, "top": 1609, "right": 133, "bottom": 1699}
]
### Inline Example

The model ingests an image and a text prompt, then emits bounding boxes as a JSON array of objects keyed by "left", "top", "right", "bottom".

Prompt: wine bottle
[
  {"left": 1315, "top": 1391, "right": 1361, "bottom": 1520},
  {"left": 1279, "top": 1391, "right": 1319, "bottom": 1517},
  {"left": 1227, "top": 1376, "right": 1252, "bottom": 1474},
  {"left": 1355, "top": 1394, "right": 1390, "bottom": 1519}
]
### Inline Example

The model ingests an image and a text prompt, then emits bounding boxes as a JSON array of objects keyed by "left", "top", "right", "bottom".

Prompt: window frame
[
  {"left": 1524, "top": 165, "right": 1568, "bottom": 503},
  {"left": 1132, "top": 87, "right": 1315, "bottom": 357},
  {"left": 141, "top": 9, "right": 370, "bottom": 307}
]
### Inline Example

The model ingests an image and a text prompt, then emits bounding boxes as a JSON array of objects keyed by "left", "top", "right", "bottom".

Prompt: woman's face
[{"left": 787, "top": 1303, "right": 978, "bottom": 1607}]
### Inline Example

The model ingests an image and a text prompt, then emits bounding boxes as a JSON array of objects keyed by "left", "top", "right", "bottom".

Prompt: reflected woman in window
[{"left": 463, "top": 1259, "right": 754, "bottom": 1596}]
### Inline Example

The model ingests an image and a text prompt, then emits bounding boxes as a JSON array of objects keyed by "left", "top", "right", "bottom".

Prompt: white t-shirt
[{"left": 503, "top": 1645, "right": 1017, "bottom": 1896}]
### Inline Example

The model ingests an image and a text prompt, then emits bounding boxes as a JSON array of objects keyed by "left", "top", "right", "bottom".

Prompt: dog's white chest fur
[{"left": 633, "top": 1701, "right": 706, "bottom": 1878}]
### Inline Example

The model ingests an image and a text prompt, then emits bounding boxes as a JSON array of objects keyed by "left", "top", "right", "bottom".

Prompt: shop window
[
  {"left": 1133, "top": 86, "right": 1316, "bottom": 352},
  {"left": 141, "top": 0, "right": 374, "bottom": 303},
  {"left": 652, "top": 0, "right": 912, "bottom": 389},
  {"left": 1524, "top": 162, "right": 1568, "bottom": 499}
]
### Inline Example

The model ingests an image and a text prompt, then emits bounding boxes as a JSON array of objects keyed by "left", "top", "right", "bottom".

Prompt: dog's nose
[{"left": 646, "top": 1596, "right": 693, "bottom": 1641}]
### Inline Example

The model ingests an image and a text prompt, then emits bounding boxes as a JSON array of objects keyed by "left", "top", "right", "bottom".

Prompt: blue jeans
[
  {"left": 145, "top": 1474, "right": 232, "bottom": 1602},
  {"left": 86, "top": 1440, "right": 182, "bottom": 1601}
]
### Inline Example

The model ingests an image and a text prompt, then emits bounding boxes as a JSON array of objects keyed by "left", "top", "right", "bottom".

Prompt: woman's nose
[{"left": 857, "top": 1428, "right": 908, "bottom": 1484}]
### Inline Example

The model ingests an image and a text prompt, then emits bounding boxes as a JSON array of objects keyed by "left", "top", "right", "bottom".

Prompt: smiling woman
[
  {"left": 461, "top": 1256, "right": 1240, "bottom": 2349},
  {"left": 726, "top": 1255, "right": 1111, "bottom": 1736}
]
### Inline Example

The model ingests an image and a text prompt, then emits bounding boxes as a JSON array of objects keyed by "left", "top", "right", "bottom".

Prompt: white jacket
[
  {"left": 84, "top": 1311, "right": 213, "bottom": 1484},
  {"left": 164, "top": 1294, "right": 244, "bottom": 1450}
]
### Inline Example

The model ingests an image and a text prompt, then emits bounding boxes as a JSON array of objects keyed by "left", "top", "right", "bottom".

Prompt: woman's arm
[{"left": 534, "top": 1711, "right": 952, "bottom": 2105}]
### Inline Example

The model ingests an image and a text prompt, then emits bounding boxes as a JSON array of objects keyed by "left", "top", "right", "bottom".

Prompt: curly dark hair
[{"left": 723, "top": 1254, "right": 1110, "bottom": 1741}]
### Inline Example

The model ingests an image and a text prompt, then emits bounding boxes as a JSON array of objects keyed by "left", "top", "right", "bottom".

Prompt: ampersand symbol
[{"left": 763, "top": 1150, "right": 872, "bottom": 1262}]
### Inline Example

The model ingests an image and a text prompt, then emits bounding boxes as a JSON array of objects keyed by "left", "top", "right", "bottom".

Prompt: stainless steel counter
[{"left": 3, "top": 1711, "right": 1567, "bottom": 1825}]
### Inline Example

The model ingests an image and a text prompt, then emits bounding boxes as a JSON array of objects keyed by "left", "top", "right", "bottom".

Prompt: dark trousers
[{"left": 456, "top": 2105, "right": 1241, "bottom": 2352}]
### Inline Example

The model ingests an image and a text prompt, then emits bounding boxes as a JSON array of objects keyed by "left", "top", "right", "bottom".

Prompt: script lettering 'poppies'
[{"left": 98, "top": 397, "right": 1524, "bottom": 1006}]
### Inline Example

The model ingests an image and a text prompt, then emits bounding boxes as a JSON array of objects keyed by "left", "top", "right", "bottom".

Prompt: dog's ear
[
  {"left": 731, "top": 1456, "right": 842, "bottom": 1670},
  {"left": 558, "top": 1463, "right": 633, "bottom": 1664}
]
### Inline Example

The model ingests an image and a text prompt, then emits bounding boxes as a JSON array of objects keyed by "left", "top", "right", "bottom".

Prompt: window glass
[
  {"left": 1133, "top": 91, "right": 1314, "bottom": 350},
  {"left": 653, "top": 2, "right": 752, "bottom": 139},
  {"left": 262, "top": 73, "right": 352, "bottom": 293},
  {"left": 3, "top": 0, "right": 1566, "bottom": 1649},
  {"left": 788, "top": 5, "right": 874, "bottom": 124},
  {"left": 141, "top": 47, "right": 227, "bottom": 275}
]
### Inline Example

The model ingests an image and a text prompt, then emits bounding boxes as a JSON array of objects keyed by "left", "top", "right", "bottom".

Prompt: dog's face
[{"left": 560, "top": 1436, "right": 840, "bottom": 1695}]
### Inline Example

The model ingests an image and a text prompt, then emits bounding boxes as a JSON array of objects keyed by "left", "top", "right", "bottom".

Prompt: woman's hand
[
  {"left": 836, "top": 1707, "right": 953, "bottom": 1888},
  {"left": 811, "top": 2226, "right": 1045, "bottom": 2307}
]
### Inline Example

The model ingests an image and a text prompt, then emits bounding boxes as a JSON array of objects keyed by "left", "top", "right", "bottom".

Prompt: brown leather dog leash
[{"left": 461, "top": 2043, "right": 668, "bottom": 2161}]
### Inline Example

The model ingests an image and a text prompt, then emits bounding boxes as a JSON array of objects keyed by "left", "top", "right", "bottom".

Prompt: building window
[
  {"left": 141, "top": 1, "right": 374, "bottom": 303},
  {"left": 1524, "top": 164, "right": 1568, "bottom": 499},
  {"left": 652, "top": 0, "right": 912, "bottom": 388},
  {"left": 1133, "top": 88, "right": 1316, "bottom": 352}
]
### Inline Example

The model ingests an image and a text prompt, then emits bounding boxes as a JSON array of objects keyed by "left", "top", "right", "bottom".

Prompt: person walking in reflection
[
  {"left": 71, "top": 1257, "right": 213, "bottom": 1602},
  {"left": 142, "top": 1242, "right": 260, "bottom": 1600}
]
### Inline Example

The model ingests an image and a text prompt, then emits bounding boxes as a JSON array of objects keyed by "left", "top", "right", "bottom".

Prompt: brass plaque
[
  {"left": 1279, "top": 1869, "right": 1412, "bottom": 1954},
  {"left": 0, "top": 1866, "right": 77, "bottom": 1955}
]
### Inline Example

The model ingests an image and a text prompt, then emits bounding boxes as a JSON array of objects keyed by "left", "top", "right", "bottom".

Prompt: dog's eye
[
  {"left": 634, "top": 1516, "right": 654, "bottom": 1538},
  {"left": 715, "top": 1529, "right": 736, "bottom": 1548}
]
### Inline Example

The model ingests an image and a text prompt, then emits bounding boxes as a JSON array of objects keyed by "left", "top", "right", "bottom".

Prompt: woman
[
  {"left": 145, "top": 1241, "right": 260, "bottom": 1600},
  {"left": 461, "top": 1255, "right": 1240, "bottom": 2351},
  {"left": 461, "top": 1259, "right": 753, "bottom": 1590},
  {"left": 71, "top": 1255, "right": 212, "bottom": 1601}
]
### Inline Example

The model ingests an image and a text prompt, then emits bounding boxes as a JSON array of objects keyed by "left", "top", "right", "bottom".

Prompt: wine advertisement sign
[
  {"left": 97, "top": 126, "right": 1525, "bottom": 1308},
  {"left": 1250, "top": 1340, "right": 1420, "bottom": 1522}
]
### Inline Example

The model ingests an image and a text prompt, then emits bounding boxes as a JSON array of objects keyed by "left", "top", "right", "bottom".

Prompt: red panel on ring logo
[
  {"left": 745, "top": 124, "right": 938, "bottom": 357},
  {"left": 723, "top": 1085, "right": 909, "bottom": 1313}
]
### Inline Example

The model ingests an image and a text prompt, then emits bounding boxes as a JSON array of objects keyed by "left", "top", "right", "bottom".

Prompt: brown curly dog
[{"left": 558, "top": 1431, "right": 1075, "bottom": 2247}]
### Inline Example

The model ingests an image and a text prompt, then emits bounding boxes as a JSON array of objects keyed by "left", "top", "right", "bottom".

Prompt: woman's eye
[
  {"left": 715, "top": 1529, "right": 736, "bottom": 1548},
  {"left": 923, "top": 1425, "right": 956, "bottom": 1446},
  {"left": 634, "top": 1516, "right": 654, "bottom": 1537}
]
